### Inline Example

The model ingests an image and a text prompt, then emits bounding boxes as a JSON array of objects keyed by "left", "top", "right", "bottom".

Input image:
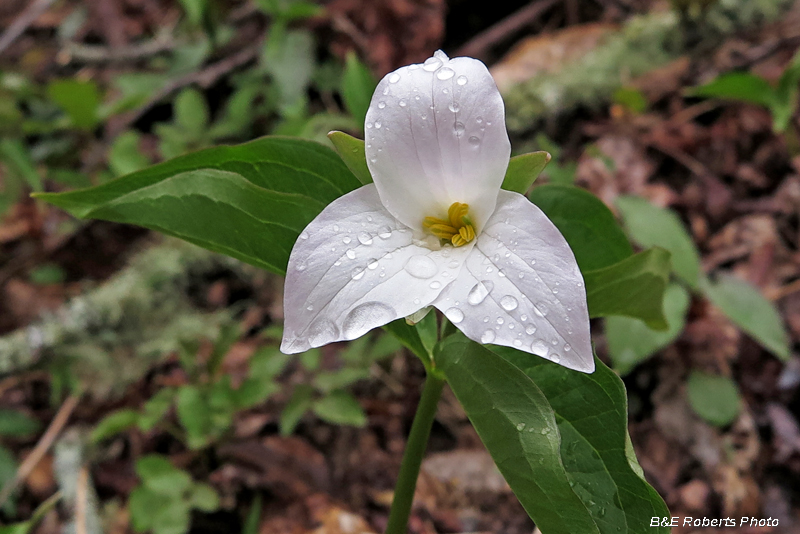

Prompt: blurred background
[{"left": 0, "top": 0, "right": 799, "bottom": 532}]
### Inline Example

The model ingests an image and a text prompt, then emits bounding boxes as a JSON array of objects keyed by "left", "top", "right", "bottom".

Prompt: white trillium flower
[{"left": 280, "top": 50, "right": 594, "bottom": 373}]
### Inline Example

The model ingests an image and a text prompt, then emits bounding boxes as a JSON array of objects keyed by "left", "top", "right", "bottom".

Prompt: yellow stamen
[{"left": 423, "top": 202, "right": 476, "bottom": 247}]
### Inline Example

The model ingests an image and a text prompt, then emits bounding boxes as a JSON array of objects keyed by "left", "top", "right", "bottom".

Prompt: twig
[
  {"left": 0, "top": 394, "right": 80, "bottom": 508},
  {"left": 0, "top": 0, "right": 57, "bottom": 55},
  {"left": 455, "top": 0, "right": 560, "bottom": 60},
  {"left": 61, "top": 35, "right": 178, "bottom": 63},
  {"left": 75, "top": 467, "right": 89, "bottom": 534},
  {"left": 107, "top": 39, "right": 263, "bottom": 138}
]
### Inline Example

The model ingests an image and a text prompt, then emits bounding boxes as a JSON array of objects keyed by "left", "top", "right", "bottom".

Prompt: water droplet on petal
[
  {"left": 404, "top": 255, "right": 438, "bottom": 279},
  {"left": 346, "top": 249, "right": 356, "bottom": 259},
  {"left": 422, "top": 57, "right": 441, "bottom": 71},
  {"left": 378, "top": 226, "right": 392, "bottom": 239},
  {"left": 551, "top": 353, "right": 561, "bottom": 364},
  {"left": 564, "top": 344, "right": 571, "bottom": 352},
  {"left": 500, "top": 295, "right": 518, "bottom": 311},
  {"left": 358, "top": 232, "right": 373, "bottom": 245},
  {"left": 399, "top": 99, "right": 407, "bottom": 107},
  {"left": 430, "top": 281, "right": 441, "bottom": 289},
  {"left": 513, "top": 339, "right": 522, "bottom": 347},
  {"left": 448, "top": 260, "right": 460, "bottom": 268},
  {"left": 453, "top": 122, "right": 465, "bottom": 136},
  {"left": 444, "top": 307, "right": 464, "bottom": 323},
  {"left": 306, "top": 305, "right": 314, "bottom": 311},
  {"left": 308, "top": 320, "right": 338, "bottom": 347},
  {"left": 299, "top": 231, "right": 309, "bottom": 240},
  {"left": 467, "top": 280, "right": 493, "bottom": 305},
  {"left": 343, "top": 302, "right": 396, "bottom": 340},
  {"left": 351, "top": 268, "right": 365, "bottom": 280},
  {"left": 388, "top": 73, "right": 400, "bottom": 84},
  {"left": 531, "top": 339, "right": 549, "bottom": 357},
  {"left": 525, "top": 325, "right": 537, "bottom": 335},
  {"left": 296, "top": 262, "right": 307, "bottom": 272},
  {"left": 374, "top": 121, "right": 382, "bottom": 129},
  {"left": 468, "top": 136, "right": 480, "bottom": 146},
  {"left": 367, "top": 259, "right": 379, "bottom": 270},
  {"left": 366, "top": 122, "right": 373, "bottom": 129},
  {"left": 530, "top": 259, "right": 536, "bottom": 265},
  {"left": 343, "top": 236, "right": 352, "bottom": 244},
  {"left": 448, "top": 102, "right": 460, "bottom": 113},
  {"left": 496, "top": 317, "right": 504, "bottom": 325},
  {"left": 476, "top": 116, "right": 483, "bottom": 124},
  {"left": 436, "top": 67, "right": 455, "bottom": 80},
  {"left": 456, "top": 75, "right": 468, "bottom": 85},
  {"left": 481, "top": 330, "right": 496, "bottom": 343},
  {"left": 378, "top": 101, "right": 386, "bottom": 109}
]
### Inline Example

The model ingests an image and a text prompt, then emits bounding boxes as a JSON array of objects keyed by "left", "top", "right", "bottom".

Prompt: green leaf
[
  {"left": 341, "top": 51, "right": 376, "bottom": 127},
  {"left": 687, "top": 72, "right": 776, "bottom": 109},
  {"left": 28, "top": 263, "right": 66, "bottom": 285},
  {"left": 188, "top": 483, "right": 220, "bottom": 512},
  {"left": 530, "top": 184, "right": 633, "bottom": 271},
  {"left": 383, "top": 318, "right": 431, "bottom": 364},
  {"left": 0, "top": 139, "right": 41, "bottom": 191},
  {"left": 584, "top": 248, "right": 671, "bottom": 329},
  {"left": 35, "top": 137, "right": 360, "bottom": 275},
  {"left": 606, "top": 283, "right": 691, "bottom": 375},
  {"left": 178, "top": 0, "right": 207, "bottom": 25},
  {"left": 312, "top": 390, "right": 367, "bottom": 427},
  {"left": 151, "top": 499, "right": 191, "bottom": 534},
  {"left": 0, "top": 445, "right": 17, "bottom": 490},
  {"left": 129, "top": 486, "right": 162, "bottom": 531},
  {"left": 242, "top": 494, "right": 262, "bottom": 534},
  {"left": 502, "top": 151, "right": 550, "bottom": 194},
  {"left": 109, "top": 131, "right": 149, "bottom": 177},
  {"left": 0, "top": 409, "right": 40, "bottom": 438},
  {"left": 47, "top": 79, "right": 100, "bottom": 129},
  {"left": 265, "top": 30, "right": 315, "bottom": 115},
  {"left": 616, "top": 196, "right": 701, "bottom": 288},
  {"left": 280, "top": 384, "right": 314, "bottom": 435},
  {"left": 613, "top": 87, "right": 648, "bottom": 114},
  {"left": 686, "top": 371, "right": 741, "bottom": 427},
  {"left": 327, "top": 131, "right": 372, "bottom": 185},
  {"left": 174, "top": 88, "right": 209, "bottom": 133},
  {"left": 314, "top": 368, "right": 370, "bottom": 393},
  {"left": 773, "top": 49, "right": 800, "bottom": 132},
  {"left": 438, "top": 335, "right": 669, "bottom": 533},
  {"left": 136, "top": 455, "right": 192, "bottom": 496},
  {"left": 176, "top": 385, "right": 211, "bottom": 447},
  {"left": 91, "top": 409, "right": 139, "bottom": 442},
  {"left": 138, "top": 387, "right": 175, "bottom": 432},
  {"left": 490, "top": 341, "right": 671, "bottom": 534},
  {"left": 701, "top": 275, "right": 790, "bottom": 360}
]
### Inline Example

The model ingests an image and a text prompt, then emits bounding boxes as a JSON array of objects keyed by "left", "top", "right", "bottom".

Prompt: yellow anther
[{"left": 423, "top": 202, "right": 476, "bottom": 247}]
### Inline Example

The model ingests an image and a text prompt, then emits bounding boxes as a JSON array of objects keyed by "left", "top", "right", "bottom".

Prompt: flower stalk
[{"left": 384, "top": 371, "right": 445, "bottom": 534}]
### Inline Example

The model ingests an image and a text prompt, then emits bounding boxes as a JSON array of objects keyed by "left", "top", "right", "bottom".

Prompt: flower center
[{"left": 422, "top": 202, "right": 476, "bottom": 247}]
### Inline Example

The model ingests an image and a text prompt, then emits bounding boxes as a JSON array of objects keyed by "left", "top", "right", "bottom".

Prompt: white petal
[
  {"left": 281, "top": 184, "right": 473, "bottom": 354},
  {"left": 432, "top": 190, "right": 594, "bottom": 373},
  {"left": 365, "top": 50, "right": 511, "bottom": 232}
]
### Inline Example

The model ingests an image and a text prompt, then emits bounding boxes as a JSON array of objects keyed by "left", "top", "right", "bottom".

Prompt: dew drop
[
  {"left": 541, "top": 427, "right": 551, "bottom": 435},
  {"left": 343, "top": 236, "right": 352, "bottom": 244},
  {"left": 476, "top": 116, "right": 483, "bottom": 124},
  {"left": 346, "top": 249, "right": 356, "bottom": 259},
  {"left": 430, "top": 281, "right": 441, "bottom": 289},
  {"left": 342, "top": 302, "right": 396, "bottom": 340},
  {"left": 436, "top": 67, "right": 455, "bottom": 80},
  {"left": 553, "top": 288, "right": 559, "bottom": 294},
  {"left": 333, "top": 224, "right": 340, "bottom": 232},
  {"left": 448, "top": 102, "right": 460, "bottom": 113},
  {"left": 467, "top": 280, "right": 493, "bottom": 305},
  {"left": 516, "top": 423, "right": 526, "bottom": 431},
  {"left": 358, "top": 232, "right": 373, "bottom": 245},
  {"left": 366, "top": 122, "right": 373, "bottom": 129},
  {"left": 513, "top": 339, "right": 522, "bottom": 347},
  {"left": 378, "top": 101, "right": 386, "bottom": 109},
  {"left": 496, "top": 317, "right": 504, "bottom": 325},
  {"left": 404, "top": 255, "right": 438, "bottom": 279},
  {"left": 351, "top": 268, "right": 365, "bottom": 280},
  {"left": 456, "top": 75, "right": 468, "bottom": 85},
  {"left": 530, "top": 259, "right": 536, "bottom": 265},
  {"left": 551, "top": 353, "right": 561, "bottom": 364},
  {"left": 448, "top": 260, "right": 460, "bottom": 268},
  {"left": 531, "top": 339, "right": 549, "bottom": 357},
  {"left": 378, "top": 226, "right": 392, "bottom": 239},
  {"left": 500, "top": 295, "right": 518, "bottom": 311},
  {"left": 296, "top": 262, "right": 307, "bottom": 272},
  {"left": 518, "top": 273, "right": 525, "bottom": 279},
  {"left": 399, "top": 99, "right": 407, "bottom": 107},
  {"left": 374, "top": 121, "right": 382, "bottom": 129},
  {"left": 308, "top": 320, "right": 338, "bottom": 347},
  {"left": 481, "top": 330, "right": 496, "bottom": 343},
  {"left": 444, "top": 307, "right": 464, "bottom": 323},
  {"left": 306, "top": 305, "right": 314, "bottom": 311},
  {"left": 525, "top": 325, "right": 537, "bottom": 335},
  {"left": 453, "top": 122, "right": 465, "bottom": 136},
  {"left": 483, "top": 316, "right": 489, "bottom": 323},
  {"left": 299, "top": 231, "right": 309, "bottom": 240},
  {"left": 388, "top": 73, "right": 400, "bottom": 84},
  {"left": 422, "top": 57, "right": 441, "bottom": 71},
  {"left": 367, "top": 259, "right": 379, "bottom": 270},
  {"left": 442, "top": 88, "right": 449, "bottom": 94},
  {"left": 564, "top": 344, "right": 571, "bottom": 352},
  {"left": 468, "top": 136, "right": 480, "bottom": 146}
]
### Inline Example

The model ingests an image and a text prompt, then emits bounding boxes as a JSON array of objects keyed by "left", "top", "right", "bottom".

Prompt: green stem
[{"left": 384, "top": 372, "right": 445, "bottom": 534}]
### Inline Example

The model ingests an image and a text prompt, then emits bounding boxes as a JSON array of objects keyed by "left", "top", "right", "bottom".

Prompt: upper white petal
[
  {"left": 364, "top": 50, "right": 511, "bottom": 232},
  {"left": 281, "top": 184, "right": 473, "bottom": 354},
  {"left": 432, "top": 190, "right": 594, "bottom": 373}
]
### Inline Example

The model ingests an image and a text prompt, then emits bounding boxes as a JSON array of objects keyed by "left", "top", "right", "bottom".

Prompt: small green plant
[
  {"left": 129, "top": 455, "right": 219, "bottom": 534},
  {"left": 689, "top": 49, "right": 800, "bottom": 133}
]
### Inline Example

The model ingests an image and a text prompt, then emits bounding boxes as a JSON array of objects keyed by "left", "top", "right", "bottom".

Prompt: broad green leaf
[
  {"left": 91, "top": 409, "right": 139, "bottom": 442},
  {"left": 774, "top": 49, "right": 800, "bottom": 132},
  {"left": 47, "top": 79, "right": 100, "bottom": 129},
  {"left": 687, "top": 72, "right": 776, "bottom": 109},
  {"left": 0, "top": 139, "right": 41, "bottom": 191},
  {"left": 28, "top": 264, "right": 66, "bottom": 285},
  {"left": 0, "top": 409, "right": 41, "bottom": 438},
  {"left": 178, "top": 0, "right": 207, "bottom": 25},
  {"left": 701, "top": 275, "right": 790, "bottom": 360},
  {"left": 314, "top": 368, "right": 370, "bottom": 393},
  {"left": 151, "top": 499, "right": 191, "bottom": 534},
  {"left": 280, "top": 384, "right": 314, "bottom": 435},
  {"left": 328, "top": 131, "right": 372, "bottom": 185},
  {"left": 109, "top": 131, "right": 149, "bottom": 177},
  {"left": 341, "top": 51, "right": 376, "bottom": 127},
  {"left": 584, "top": 248, "right": 671, "bottom": 329},
  {"left": 686, "top": 371, "right": 741, "bottom": 427},
  {"left": 129, "top": 486, "right": 161, "bottom": 531},
  {"left": 35, "top": 137, "right": 360, "bottom": 275},
  {"left": 501, "top": 151, "right": 550, "bottom": 194},
  {"left": 188, "top": 483, "right": 220, "bottom": 512},
  {"left": 613, "top": 87, "right": 648, "bottom": 114},
  {"left": 176, "top": 385, "right": 211, "bottom": 445},
  {"left": 311, "top": 390, "right": 367, "bottom": 427},
  {"left": 174, "top": 88, "right": 209, "bottom": 133},
  {"left": 606, "top": 283, "right": 691, "bottom": 375},
  {"left": 136, "top": 455, "right": 193, "bottom": 496},
  {"left": 0, "top": 445, "right": 17, "bottom": 491},
  {"left": 530, "top": 184, "right": 632, "bottom": 271},
  {"left": 616, "top": 196, "right": 701, "bottom": 288},
  {"left": 490, "top": 342, "right": 671, "bottom": 534},
  {"left": 438, "top": 336, "right": 669, "bottom": 533},
  {"left": 383, "top": 318, "right": 431, "bottom": 364},
  {"left": 265, "top": 30, "right": 315, "bottom": 115},
  {"left": 138, "top": 387, "right": 175, "bottom": 432}
]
